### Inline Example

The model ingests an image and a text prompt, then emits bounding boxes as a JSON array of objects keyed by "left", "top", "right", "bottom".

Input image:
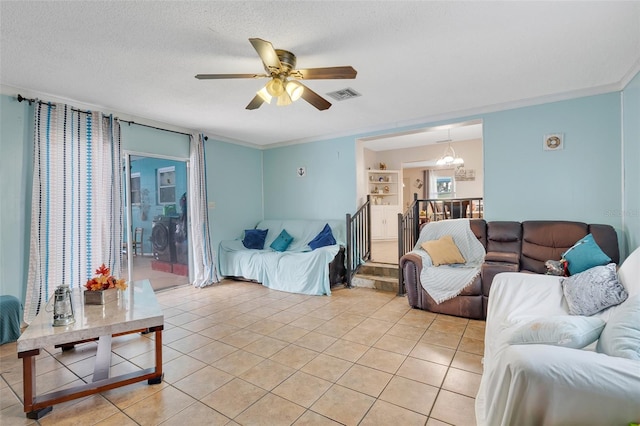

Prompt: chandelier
[{"left": 436, "top": 129, "right": 464, "bottom": 166}]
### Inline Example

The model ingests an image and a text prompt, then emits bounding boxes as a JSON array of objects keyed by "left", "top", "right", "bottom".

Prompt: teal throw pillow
[
  {"left": 308, "top": 224, "right": 336, "bottom": 250},
  {"left": 242, "top": 229, "right": 268, "bottom": 249},
  {"left": 270, "top": 229, "right": 294, "bottom": 252},
  {"left": 563, "top": 233, "right": 611, "bottom": 275}
]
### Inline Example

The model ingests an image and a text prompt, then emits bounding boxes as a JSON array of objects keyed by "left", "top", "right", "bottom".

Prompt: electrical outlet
[{"left": 208, "top": 201, "right": 216, "bottom": 209}]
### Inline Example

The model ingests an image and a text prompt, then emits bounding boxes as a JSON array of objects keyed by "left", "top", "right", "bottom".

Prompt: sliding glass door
[{"left": 122, "top": 152, "right": 190, "bottom": 291}]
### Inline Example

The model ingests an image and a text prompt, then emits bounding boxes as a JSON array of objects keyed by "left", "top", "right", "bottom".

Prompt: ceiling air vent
[{"left": 326, "top": 87, "right": 361, "bottom": 101}]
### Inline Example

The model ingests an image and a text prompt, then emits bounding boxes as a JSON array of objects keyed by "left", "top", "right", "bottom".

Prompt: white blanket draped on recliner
[{"left": 413, "top": 218, "right": 485, "bottom": 303}]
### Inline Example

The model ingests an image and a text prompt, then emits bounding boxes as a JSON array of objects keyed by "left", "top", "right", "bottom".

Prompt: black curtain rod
[
  {"left": 117, "top": 119, "right": 188, "bottom": 136},
  {"left": 119, "top": 119, "right": 208, "bottom": 140},
  {"left": 17, "top": 94, "right": 208, "bottom": 141},
  {"left": 116, "top": 119, "right": 206, "bottom": 140},
  {"left": 17, "top": 94, "right": 92, "bottom": 114}
]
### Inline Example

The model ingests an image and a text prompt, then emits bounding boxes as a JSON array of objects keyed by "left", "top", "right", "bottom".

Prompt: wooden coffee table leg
[
  {"left": 148, "top": 326, "right": 163, "bottom": 385},
  {"left": 20, "top": 349, "right": 53, "bottom": 419}
]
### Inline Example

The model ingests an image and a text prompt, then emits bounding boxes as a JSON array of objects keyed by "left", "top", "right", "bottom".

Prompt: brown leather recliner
[{"left": 399, "top": 220, "right": 620, "bottom": 320}]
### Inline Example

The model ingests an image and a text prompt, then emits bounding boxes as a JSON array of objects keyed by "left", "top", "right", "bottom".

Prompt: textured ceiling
[{"left": 1, "top": 1, "right": 639, "bottom": 149}]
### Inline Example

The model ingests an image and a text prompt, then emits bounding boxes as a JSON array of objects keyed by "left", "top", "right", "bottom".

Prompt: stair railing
[
  {"left": 346, "top": 195, "right": 371, "bottom": 287},
  {"left": 397, "top": 194, "right": 420, "bottom": 295}
]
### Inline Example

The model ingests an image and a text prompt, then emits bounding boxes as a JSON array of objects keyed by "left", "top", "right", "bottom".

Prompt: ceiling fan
[{"left": 195, "top": 38, "right": 357, "bottom": 111}]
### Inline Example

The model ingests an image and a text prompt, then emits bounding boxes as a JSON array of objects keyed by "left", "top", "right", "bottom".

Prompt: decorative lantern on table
[{"left": 52, "top": 285, "right": 75, "bottom": 326}]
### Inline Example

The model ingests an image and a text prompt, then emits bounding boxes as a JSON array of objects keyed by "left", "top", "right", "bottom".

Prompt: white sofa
[
  {"left": 218, "top": 219, "right": 346, "bottom": 296},
  {"left": 476, "top": 247, "right": 640, "bottom": 426}
]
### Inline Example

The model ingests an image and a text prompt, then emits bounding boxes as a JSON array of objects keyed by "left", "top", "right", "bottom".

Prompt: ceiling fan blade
[
  {"left": 291, "top": 66, "right": 357, "bottom": 80},
  {"left": 299, "top": 83, "right": 331, "bottom": 111},
  {"left": 249, "top": 38, "right": 282, "bottom": 72},
  {"left": 195, "top": 73, "right": 268, "bottom": 80},
  {"left": 245, "top": 94, "right": 265, "bottom": 110}
]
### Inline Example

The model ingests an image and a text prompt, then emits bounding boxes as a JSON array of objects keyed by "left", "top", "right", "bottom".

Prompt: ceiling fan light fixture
[
  {"left": 285, "top": 80, "right": 304, "bottom": 101},
  {"left": 196, "top": 38, "right": 356, "bottom": 110},
  {"left": 276, "top": 91, "right": 293, "bottom": 106},
  {"left": 266, "top": 78, "right": 285, "bottom": 97},
  {"left": 257, "top": 86, "right": 273, "bottom": 103}
]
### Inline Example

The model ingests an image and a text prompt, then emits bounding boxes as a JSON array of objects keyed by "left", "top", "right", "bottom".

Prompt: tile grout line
[{"left": 2, "top": 283, "right": 483, "bottom": 425}]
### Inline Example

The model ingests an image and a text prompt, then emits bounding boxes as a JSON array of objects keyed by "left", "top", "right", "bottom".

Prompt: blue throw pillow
[
  {"left": 308, "top": 224, "right": 336, "bottom": 250},
  {"left": 242, "top": 229, "right": 268, "bottom": 249},
  {"left": 563, "top": 233, "right": 611, "bottom": 276},
  {"left": 270, "top": 229, "right": 293, "bottom": 252}
]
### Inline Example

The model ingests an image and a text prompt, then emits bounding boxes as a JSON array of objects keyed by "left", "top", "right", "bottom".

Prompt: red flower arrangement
[{"left": 85, "top": 264, "right": 127, "bottom": 291}]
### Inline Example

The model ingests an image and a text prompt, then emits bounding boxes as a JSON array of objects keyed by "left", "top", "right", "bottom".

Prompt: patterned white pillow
[{"left": 561, "top": 263, "right": 628, "bottom": 316}]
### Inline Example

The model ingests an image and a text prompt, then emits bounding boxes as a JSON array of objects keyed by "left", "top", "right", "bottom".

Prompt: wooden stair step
[{"left": 357, "top": 262, "right": 399, "bottom": 279}]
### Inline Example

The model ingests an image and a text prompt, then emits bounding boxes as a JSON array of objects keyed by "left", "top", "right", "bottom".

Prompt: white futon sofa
[
  {"left": 218, "top": 219, "right": 346, "bottom": 296},
  {"left": 476, "top": 247, "right": 640, "bottom": 426}
]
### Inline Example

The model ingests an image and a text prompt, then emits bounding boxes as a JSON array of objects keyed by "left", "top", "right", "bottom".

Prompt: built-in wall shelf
[
  {"left": 368, "top": 170, "right": 400, "bottom": 206},
  {"left": 368, "top": 170, "right": 401, "bottom": 240}
]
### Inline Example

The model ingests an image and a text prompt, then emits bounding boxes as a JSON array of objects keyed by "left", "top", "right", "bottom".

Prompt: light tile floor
[{"left": 0, "top": 280, "right": 485, "bottom": 425}]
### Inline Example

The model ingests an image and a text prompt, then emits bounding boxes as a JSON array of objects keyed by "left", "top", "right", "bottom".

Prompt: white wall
[{"left": 402, "top": 168, "right": 425, "bottom": 209}]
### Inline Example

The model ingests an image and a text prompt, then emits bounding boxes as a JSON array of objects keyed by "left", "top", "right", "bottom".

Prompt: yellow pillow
[{"left": 420, "top": 235, "right": 466, "bottom": 266}]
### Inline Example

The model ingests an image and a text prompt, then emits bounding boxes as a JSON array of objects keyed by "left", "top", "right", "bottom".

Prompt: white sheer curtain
[
  {"left": 25, "top": 102, "right": 122, "bottom": 323},
  {"left": 189, "top": 133, "right": 219, "bottom": 287}
]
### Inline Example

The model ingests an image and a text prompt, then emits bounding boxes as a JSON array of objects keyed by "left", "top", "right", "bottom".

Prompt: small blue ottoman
[{"left": 0, "top": 295, "right": 22, "bottom": 344}]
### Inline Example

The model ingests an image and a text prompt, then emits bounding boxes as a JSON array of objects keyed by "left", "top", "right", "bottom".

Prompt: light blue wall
[
  {"left": 483, "top": 93, "right": 622, "bottom": 228},
  {"left": 623, "top": 71, "right": 640, "bottom": 253},
  {"left": 265, "top": 93, "right": 624, "bottom": 240},
  {"left": 0, "top": 96, "right": 33, "bottom": 301},
  {"left": 121, "top": 124, "right": 190, "bottom": 159},
  {"left": 205, "top": 139, "right": 264, "bottom": 248},
  {"left": 1, "top": 84, "right": 636, "bottom": 303},
  {"left": 263, "top": 137, "right": 357, "bottom": 220}
]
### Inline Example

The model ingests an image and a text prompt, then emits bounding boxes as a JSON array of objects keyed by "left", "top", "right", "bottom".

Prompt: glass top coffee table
[{"left": 17, "top": 279, "right": 164, "bottom": 419}]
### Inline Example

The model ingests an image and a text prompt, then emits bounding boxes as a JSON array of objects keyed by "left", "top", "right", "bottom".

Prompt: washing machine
[{"left": 152, "top": 215, "right": 176, "bottom": 263}]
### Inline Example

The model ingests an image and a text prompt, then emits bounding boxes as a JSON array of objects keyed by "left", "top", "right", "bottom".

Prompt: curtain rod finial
[{"left": 17, "top": 94, "right": 34, "bottom": 105}]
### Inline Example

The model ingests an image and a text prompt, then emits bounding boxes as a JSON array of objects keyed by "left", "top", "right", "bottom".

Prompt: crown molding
[
  {"left": 259, "top": 81, "right": 628, "bottom": 150},
  {"left": 620, "top": 57, "right": 640, "bottom": 89}
]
